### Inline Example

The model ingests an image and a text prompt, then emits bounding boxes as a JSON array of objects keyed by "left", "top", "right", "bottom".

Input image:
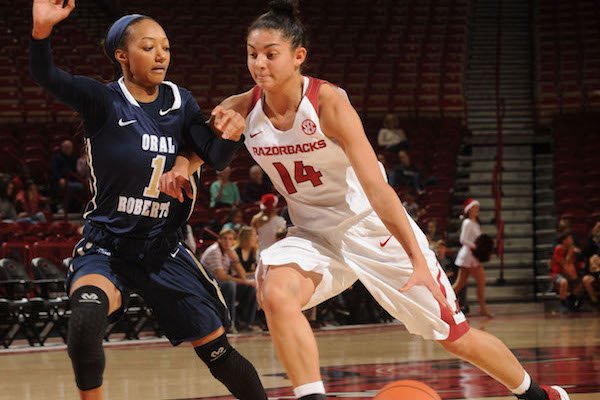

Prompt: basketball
[{"left": 374, "top": 380, "right": 442, "bottom": 400}]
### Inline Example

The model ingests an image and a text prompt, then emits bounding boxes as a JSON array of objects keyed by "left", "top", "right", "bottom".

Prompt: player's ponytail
[
  {"left": 269, "top": 0, "right": 301, "bottom": 19},
  {"left": 248, "top": 0, "right": 306, "bottom": 49}
]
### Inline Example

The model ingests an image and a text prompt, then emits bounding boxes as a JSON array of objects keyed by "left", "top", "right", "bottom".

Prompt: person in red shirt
[{"left": 551, "top": 232, "right": 595, "bottom": 310}]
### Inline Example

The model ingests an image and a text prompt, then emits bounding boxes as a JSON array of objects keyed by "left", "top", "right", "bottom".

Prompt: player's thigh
[
  {"left": 261, "top": 263, "right": 323, "bottom": 311},
  {"left": 258, "top": 232, "right": 355, "bottom": 311},
  {"left": 67, "top": 244, "right": 127, "bottom": 317}
]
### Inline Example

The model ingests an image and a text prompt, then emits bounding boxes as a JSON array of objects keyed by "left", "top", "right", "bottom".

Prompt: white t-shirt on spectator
[
  {"left": 257, "top": 216, "right": 287, "bottom": 252},
  {"left": 200, "top": 242, "right": 236, "bottom": 277},
  {"left": 377, "top": 128, "right": 407, "bottom": 148}
]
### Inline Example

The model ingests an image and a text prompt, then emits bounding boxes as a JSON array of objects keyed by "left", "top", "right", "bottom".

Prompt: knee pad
[
  {"left": 194, "top": 333, "right": 232, "bottom": 367},
  {"left": 195, "top": 334, "right": 267, "bottom": 400},
  {"left": 67, "top": 285, "right": 109, "bottom": 391}
]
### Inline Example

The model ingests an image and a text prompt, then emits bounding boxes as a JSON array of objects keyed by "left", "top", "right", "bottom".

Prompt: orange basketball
[{"left": 374, "top": 380, "right": 442, "bottom": 400}]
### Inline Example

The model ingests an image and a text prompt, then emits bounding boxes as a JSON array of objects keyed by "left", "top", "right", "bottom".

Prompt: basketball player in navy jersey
[
  {"left": 163, "top": 1, "right": 570, "bottom": 400},
  {"left": 30, "top": 1, "right": 266, "bottom": 399}
]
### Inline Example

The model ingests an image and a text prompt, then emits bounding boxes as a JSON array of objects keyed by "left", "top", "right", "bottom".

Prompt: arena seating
[
  {"left": 552, "top": 112, "right": 600, "bottom": 241},
  {"left": 535, "top": 0, "right": 600, "bottom": 123},
  {"left": 0, "top": 0, "right": 471, "bottom": 346}
]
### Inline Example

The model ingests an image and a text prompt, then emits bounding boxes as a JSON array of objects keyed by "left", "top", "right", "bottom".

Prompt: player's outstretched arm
[
  {"left": 30, "top": 0, "right": 110, "bottom": 131},
  {"left": 32, "top": 0, "right": 76, "bottom": 40},
  {"left": 319, "top": 84, "right": 452, "bottom": 312}
]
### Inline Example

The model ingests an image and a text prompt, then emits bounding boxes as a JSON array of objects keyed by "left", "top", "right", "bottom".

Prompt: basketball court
[{"left": 1, "top": 305, "right": 598, "bottom": 400}]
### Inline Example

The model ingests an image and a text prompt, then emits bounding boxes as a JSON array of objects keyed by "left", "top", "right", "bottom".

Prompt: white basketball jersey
[{"left": 244, "top": 76, "right": 386, "bottom": 230}]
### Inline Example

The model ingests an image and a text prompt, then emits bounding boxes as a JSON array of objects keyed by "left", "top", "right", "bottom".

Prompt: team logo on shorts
[{"left": 301, "top": 119, "right": 317, "bottom": 135}]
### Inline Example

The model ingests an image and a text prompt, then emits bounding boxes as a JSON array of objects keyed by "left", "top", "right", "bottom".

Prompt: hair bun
[{"left": 268, "top": 0, "right": 300, "bottom": 18}]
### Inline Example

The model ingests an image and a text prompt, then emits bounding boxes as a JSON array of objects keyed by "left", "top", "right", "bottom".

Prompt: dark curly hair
[{"left": 248, "top": 0, "right": 307, "bottom": 49}]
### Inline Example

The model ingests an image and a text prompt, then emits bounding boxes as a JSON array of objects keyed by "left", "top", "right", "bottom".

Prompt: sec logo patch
[{"left": 301, "top": 119, "right": 317, "bottom": 135}]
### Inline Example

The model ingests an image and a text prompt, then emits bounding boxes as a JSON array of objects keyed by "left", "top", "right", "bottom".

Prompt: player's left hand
[
  {"left": 399, "top": 259, "right": 453, "bottom": 313},
  {"left": 159, "top": 168, "right": 193, "bottom": 203},
  {"left": 210, "top": 105, "right": 245, "bottom": 141}
]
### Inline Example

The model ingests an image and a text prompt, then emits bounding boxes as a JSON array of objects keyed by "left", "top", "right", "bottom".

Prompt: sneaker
[{"left": 541, "top": 385, "right": 570, "bottom": 400}]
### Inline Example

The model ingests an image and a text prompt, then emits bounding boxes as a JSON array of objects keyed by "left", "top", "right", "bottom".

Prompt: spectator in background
[
  {"left": 50, "top": 139, "right": 85, "bottom": 211},
  {"left": 452, "top": 199, "right": 493, "bottom": 317},
  {"left": 434, "top": 239, "right": 452, "bottom": 272},
  {"left": 583, "top": 221, "right": 600, "bottom": 274},
  {"left": 392, "top": 150, "right": 436, "bottom": 194},
  {"left": 236, "top": 226, "right": 259, "bottom": 275},
  {"left": 402, "top": 191, "right": 423, "bottom": 221},
  {"left": 550, "top": 232, "right": 595, "bottom": 311},
  {"left": 376, "top": 152, "right": 394, "bottom": 185},
  {"left": 582, "top": 222, "right": 600, "bottom": 307},
  {"left": 14, "top": 181, "right": 48, "bottom": 223},
  {"left": 0, "top": 179, "right": 17, "bottom": 221},
  {"left": 210, "top": 166, "right": 240, "bottom": 208},
  {"left": 555, "top": 216, "right": 581, "bottom": 246},
  {"left": 377, "top": 113, "right": 408, "bottom": 152},
  {"left": 50, "top": 139, "right": 84, "bottom": 193},
  {"left": 76, "top": 151, "right": 91, "bottom": 182},
  {"left": 201, "top": 227, "right": 257, "bottom": 333},
  {"left": 251, "top": 194, "right": 286, "bottom": 253},
  {"left": 222, "top": 207, "right": 245, "bottom": 233},
  {"left": 557, "top": 217, "right": 571, "bottom": 234},
  {"left": 242, "top": 165, "right": 272, "bottom": 204},
  {"left": 425, "top": 219, "right": 442, "bottom": 245}
]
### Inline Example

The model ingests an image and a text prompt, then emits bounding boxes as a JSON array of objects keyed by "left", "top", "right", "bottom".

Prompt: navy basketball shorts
[{"left": 66, "top": 239, "right": 231, "bottom": 345}]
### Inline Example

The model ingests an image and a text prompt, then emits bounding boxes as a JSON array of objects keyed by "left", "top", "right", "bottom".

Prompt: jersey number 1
[
  {"left": 272, "top": 161, "right": 323, "bottom": 194},
  {"left": 143, "top": 155, "right": 166, "bottom": 198}
]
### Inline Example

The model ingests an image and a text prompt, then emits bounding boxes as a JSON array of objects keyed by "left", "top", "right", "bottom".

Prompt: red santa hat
[
  {"left": 463, "top": 198, "right": 480, "bottom": 214},
  {"left": 260, "top": 193, "right": 278, "bottom": 211}
]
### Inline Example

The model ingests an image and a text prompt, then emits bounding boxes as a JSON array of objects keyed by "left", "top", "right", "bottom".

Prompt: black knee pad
[
  {"left": 194, "top": 333, "right": 233, "bottom": 367},
  {"left": 195, "top": 334, "right": 267, "bottom": 400},
  {"left": 67, "top": 285, "right": 109, "bottom": 391}
]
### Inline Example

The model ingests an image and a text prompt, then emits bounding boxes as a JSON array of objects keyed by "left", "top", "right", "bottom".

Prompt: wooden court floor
[{"left": 1, "top": 310, "right": 599, "bottom": 400}]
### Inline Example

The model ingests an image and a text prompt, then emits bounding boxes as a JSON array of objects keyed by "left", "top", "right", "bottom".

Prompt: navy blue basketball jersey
[
  {"left": 30, "top": 37, "right": 241, "bottom": 240},
  {"left": 83, "top": 78, "right": 198, "bottom": 237}
]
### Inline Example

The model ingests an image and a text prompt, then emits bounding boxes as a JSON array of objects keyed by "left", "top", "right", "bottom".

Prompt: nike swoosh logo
[
  {"left": 379, "top": 235, "right": 393, "bottom": 248},
  {"left": 159, "top": 108, "right": 171, "bottom": 116},
  {"left": 119, "top": 118, "right": 137, "bottom": 126},
  {"left": 249, "top": 130, "right": 263, "bottom": 138},
  {"left": 118, "top": 118, "right": 137, "bottom": 127}
]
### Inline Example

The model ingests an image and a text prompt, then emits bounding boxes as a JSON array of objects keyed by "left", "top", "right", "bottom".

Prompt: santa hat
[
  {"left": 463, "top": 198, "right": 480, "bottom": 214},
  {"left": 260, "top": 193, "right": 278, "bottom": 211}
]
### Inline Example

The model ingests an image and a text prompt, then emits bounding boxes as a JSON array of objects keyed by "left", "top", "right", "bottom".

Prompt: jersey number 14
[{"left": 273, "top": 161, "right": 323, "bottom": 194}]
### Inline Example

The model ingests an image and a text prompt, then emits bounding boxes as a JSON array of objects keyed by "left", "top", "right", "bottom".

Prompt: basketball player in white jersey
[{"left": 160, "top": 1, "right": 569, "bottom": 399}]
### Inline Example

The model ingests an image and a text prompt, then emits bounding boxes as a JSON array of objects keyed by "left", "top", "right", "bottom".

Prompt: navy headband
[{"left": 104, "top": 14, "right": 144, "bottom": 74}]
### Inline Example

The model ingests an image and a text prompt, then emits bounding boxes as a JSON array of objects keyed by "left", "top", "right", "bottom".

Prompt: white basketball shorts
[{"left": 257, "top": 210, "right": 469, "bottom": 341}]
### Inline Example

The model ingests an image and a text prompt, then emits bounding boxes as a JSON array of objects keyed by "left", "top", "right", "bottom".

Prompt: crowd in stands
[
  {"left": 0, "top": 137, "right": 88, "bottom": 224},
  {"left": 550, "top": 218, "right": 600, "bottom": 312},
  {"left": 1, "top": 112, "right": 474, "bottom": 339}
]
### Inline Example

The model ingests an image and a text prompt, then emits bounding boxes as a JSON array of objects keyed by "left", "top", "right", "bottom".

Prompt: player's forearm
[
  {"left": 368, "top": 185, "right": 428, "bottom": 265},
  {"left": 174, "top": 153, "right": 204, "bottom": 176}
]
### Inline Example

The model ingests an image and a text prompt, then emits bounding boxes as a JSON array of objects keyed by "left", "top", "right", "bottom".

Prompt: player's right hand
[
  {"left": 32, "top": 0, "right": 76, "bottom": 39},
  {"left": 159, "top": 169, "right": 194, "bottom": 203}
]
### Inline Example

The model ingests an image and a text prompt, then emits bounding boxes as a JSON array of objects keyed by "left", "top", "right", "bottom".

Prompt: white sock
[
  {"left": 510, "top": 371, "right": 532, "bottom": 395},
  {"left": 293, "top": 381, "right": 326, "bottom": 398}
]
